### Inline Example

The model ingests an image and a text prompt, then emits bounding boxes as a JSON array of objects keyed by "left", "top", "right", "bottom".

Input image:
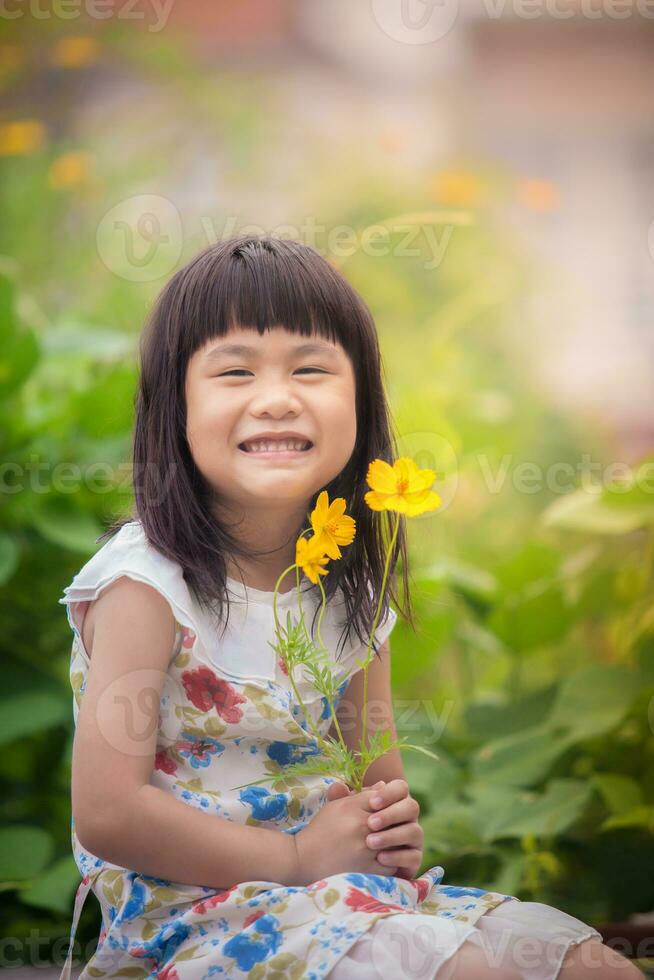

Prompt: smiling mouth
[{"left": 238, "top": 440, "right": 314, "bottom": 457}]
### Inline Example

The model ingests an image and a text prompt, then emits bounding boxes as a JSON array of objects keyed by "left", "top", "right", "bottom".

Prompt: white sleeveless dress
[{"left": 58, "top": 520, "right": 602, "bottom": 979}]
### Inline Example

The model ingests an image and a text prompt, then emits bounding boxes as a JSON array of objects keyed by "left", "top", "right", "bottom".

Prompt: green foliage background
[{"left": 1, "top": 21, "right": 653, "bottom": 968}]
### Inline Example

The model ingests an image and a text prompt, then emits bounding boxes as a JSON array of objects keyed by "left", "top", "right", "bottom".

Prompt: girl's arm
[
  {"left": 72, "top": 576, "right": 298, "bottom": 890},
  {"left": 329, "top": 638, "right": 406, "bottom": 787}
]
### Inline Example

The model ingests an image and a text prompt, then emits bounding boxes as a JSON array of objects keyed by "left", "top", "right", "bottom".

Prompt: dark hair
[{"left": 99, "top": 235, "right": 416, "bottom": 660}]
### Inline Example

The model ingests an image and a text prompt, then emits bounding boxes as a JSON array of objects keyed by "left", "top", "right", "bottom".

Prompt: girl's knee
[
  {"left": 441, "top": 939, "right": 523, "bottom": 980},
  {"left": 559, "top": 938, "right": 644, "bottom": 979}
]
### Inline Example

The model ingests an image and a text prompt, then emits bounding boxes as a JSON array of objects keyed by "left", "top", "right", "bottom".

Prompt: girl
[{"left": 59, "top": 236, "right": 640, "bottom": 980}]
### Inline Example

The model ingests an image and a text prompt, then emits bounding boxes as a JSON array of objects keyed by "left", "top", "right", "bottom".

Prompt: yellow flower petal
[
  {"left": 0, "top": 120, "right": 45, "bottom": 157},
  {"left": 364, "top": 456, "right": 442, "bottom": 516},
  {"left": 296, "top": 534, "right": 330, "bottom": 584},
  {"left": 52, "top": 36, "right": 100, "bottom": 69},
  {"left": 47, "top": 151, "right": 93, "bottom": 190},
  {"left": 309, "top": 490, "right": 356, "bottom": 561}
]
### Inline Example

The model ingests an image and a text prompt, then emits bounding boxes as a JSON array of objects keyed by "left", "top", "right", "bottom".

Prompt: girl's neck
[
  {"left": 225, "top": 559, "right": 297, "bottom": 595},
  {"left": 217, "top": 498, "right": 310, "bottom": 595}
]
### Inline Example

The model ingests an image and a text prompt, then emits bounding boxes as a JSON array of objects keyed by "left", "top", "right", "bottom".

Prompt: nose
[{"left": 249, "top": 382, "right": 302, "bottom": 419}]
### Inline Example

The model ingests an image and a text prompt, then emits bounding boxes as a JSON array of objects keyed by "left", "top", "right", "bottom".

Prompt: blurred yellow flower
[
  {"left": 429, "top": 171, "right": 483, "bottom": 207},
  {"left": 0, "top": 120, "right": 45, "bottom": 156},
  {"left": 309, "top": 490, "right": 356, "bottom": 560},
  {"left": 47, "top": 151, "right": 94, "bottom": 189},
  {"left": 52, "top": 36, "right": 99, "bottom": 69},
  {"left": 516, "top": 177, "right": 560, "bottom": 212},
  {"left": 296, "top": 534, "right": 330, "bottom": 585},
  {"left": 365, "top": 457, "right": 441, "bottom": 516}
]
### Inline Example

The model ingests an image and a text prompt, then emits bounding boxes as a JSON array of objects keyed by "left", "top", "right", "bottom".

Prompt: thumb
[{"left": 326, "top": 781, "right": 352, "bottom": 802}]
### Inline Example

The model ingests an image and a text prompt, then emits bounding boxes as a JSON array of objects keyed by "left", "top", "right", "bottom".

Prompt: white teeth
[{"left": 242, "top": 439, "right": 310, "bottom": 453}]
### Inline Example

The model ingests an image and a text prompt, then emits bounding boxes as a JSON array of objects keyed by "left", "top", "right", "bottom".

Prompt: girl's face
[{"left": 185, "top": 325, "right": 357, "bottom": 514}]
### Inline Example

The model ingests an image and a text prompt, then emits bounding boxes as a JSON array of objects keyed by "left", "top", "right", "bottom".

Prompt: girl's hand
[
  {"left": 294, "top": 781, "right": 400, "bottom": 885},
  {"left": 365, "top": 778, "right": 424, "bottom": 881}
]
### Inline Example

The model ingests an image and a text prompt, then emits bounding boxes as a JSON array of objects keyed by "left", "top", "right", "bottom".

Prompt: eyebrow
[{"left": 204, "top": 340, "right": 339, "bottom": 362}]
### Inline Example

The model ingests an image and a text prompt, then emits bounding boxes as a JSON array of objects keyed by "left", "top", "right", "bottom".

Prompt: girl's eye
[{"left": 218, "top": 368, "right": 327, "bottom": 377}]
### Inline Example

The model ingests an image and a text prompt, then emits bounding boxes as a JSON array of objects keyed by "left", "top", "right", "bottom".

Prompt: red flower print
[
  {"left": 181, "top": 627, "right": 196, "bottom": 650},
  {"left": 345, "top": 887, "right": 409, "bottom": 915},
  {"left": 192, "top": 884, "right": 239, "bottom": 914},
  {"left": 154, "top": 750, "right": 177, "bottom": 775},
  {"left": 307, "top": 879, "right": 327, "bottom": 891},
  {"left": 181, "top": 666, "right": 247, "bottom": 723},
  {"left": 409, "top": 876, "right": 430, "bottom": 903},
  {"left": 157, "top": 964, "right": 179, "bottom": 980},
  {"left": 243, "top": 910, "right": 265, "bottom": 929}
]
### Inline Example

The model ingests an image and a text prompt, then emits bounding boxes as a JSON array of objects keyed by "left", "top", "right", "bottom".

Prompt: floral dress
[{"left": 58, "top": 521, "right": 601, "bottom": 980}]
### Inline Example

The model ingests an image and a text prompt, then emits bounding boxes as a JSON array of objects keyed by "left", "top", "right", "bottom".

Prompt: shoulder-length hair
[{"left": 99, "top": 235, "right": 416, "bottom": 660}]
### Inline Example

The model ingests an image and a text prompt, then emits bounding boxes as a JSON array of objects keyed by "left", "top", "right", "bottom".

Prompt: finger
[
  {"left": 376, "top": 847, "right": 422, "bottom": 869},
  {"left": 367, "top": 797, "right": 420, "bottom": 830},
  {"left": 366, "top": 821, "right": 423, "bottom": 851},
  {"left": 368, "top": 778, "right": 409, "bottom": 809},
  {"left": 374, "top": 859, "right": 398, "bottom": 875}
]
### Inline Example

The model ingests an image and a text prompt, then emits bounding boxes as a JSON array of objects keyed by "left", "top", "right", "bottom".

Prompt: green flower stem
[
  {"left": 272, "top": 561, "right": 332, "bottom": 752},
  {"left": 316, "top": 575, "right": 348, "bottom": 756},
  {"left": 361, "top": 510, "right": 401, "bottom": 753}
]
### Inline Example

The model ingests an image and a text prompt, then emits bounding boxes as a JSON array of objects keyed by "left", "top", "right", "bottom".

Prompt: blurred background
[{"left": 1, "top": 1, "right": 653, "bottom": 973}]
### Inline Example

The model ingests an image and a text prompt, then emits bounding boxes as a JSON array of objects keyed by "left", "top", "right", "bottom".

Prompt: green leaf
[
  {"left": 464, "top": 684, "right": 558, "bottom": 741},
  {"left": 470, "top": 726, "right": 570, "bottom": 787},
  {"left": 27, "top": 499, "right": 104, "bottom": 554},
  {"left": 547, "top": 665, "right": 638, "bottom": 739},
  {"left": 0, "top": 274, "right": 40, "bottom": 399},
  {"left": 600, "top": 806, "right": 654, "bottom": 832},
  {"left": 18, "top": 857, "right": 82, "bottom": 914},
  {"left": 74, "top": 364, "right": 136, "bottom": 438},
  {"left": 400, "top": 742, "right": 440, "bottom": 762},
  {"left": 422, "top": 803, "right": 485, "bottom": 856},
  {"left": 423, "top": 556, "right": 499, "bottom": 602},
  {"left": 591, "top": 774, "right": 643, "bottom": 816},
  {"left": 404, "top": 747, "right": 461, "bottom": 800},
  {"left": 0, "top": 690, "right": 70, "bottom": 745},
  {"left": 0, "top": 827, "right": 54, "bottom": 881},
  {"left": 488, "top": 582, "right": 574, "bottom": 653},
  {"left": 476, "top": 779, "right": 592, "bottom": 840},
  {"left": 0, "top": 532, "right": 20, "bottom": 585},
  {"left": 542, "top": 487, "right": 654, "bottom": 534}
]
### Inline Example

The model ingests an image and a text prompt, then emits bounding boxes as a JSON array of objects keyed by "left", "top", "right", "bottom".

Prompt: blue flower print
[
  {"left": 176, "top": 732, "right": 224, "bottom": 769},
  {"left": 318, "top": 678, "right": 349, "bottom": 722},
  {"left": 344, "top": 872, "right": 397, "bottom": 898},
  {"left": 240, "top": 785, "right": 290, "bottom": 822},
  {"left": 130, "top": 918, "right": 192, "bottom": 966},
  {"left": 438, "top": 885, "right": 489, "bottom": 898},
  {"left": 223, "top": 913, "right": 283, "bottom": 970},
  {"left": 267, "top": 739, "right": 321, "bottom": 768},
  {"left": 115, "top": 875, "right": 148, "bottom": 924}
]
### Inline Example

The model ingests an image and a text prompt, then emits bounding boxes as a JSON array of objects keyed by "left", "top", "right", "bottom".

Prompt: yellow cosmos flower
[
  {"left": 52, "top": 37, "right": 100, "bottom": 69},
  {"left": 0, "top": 120, "right": 45, "bottom": 157},
  {"left": 310, "top": 490, "right": 356, "bottom": 560},
  {"left": 47, "top": 151, "right": 94, "bottom": 190},
  {"left": 429, "top": 171, "right": 483, "bottom": 208},
  {"left": 296, "top": 534, "right": 330, "bottom": 584},
  {"left": 364, "top": 457, "right": 442, "bottom": 516}
]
